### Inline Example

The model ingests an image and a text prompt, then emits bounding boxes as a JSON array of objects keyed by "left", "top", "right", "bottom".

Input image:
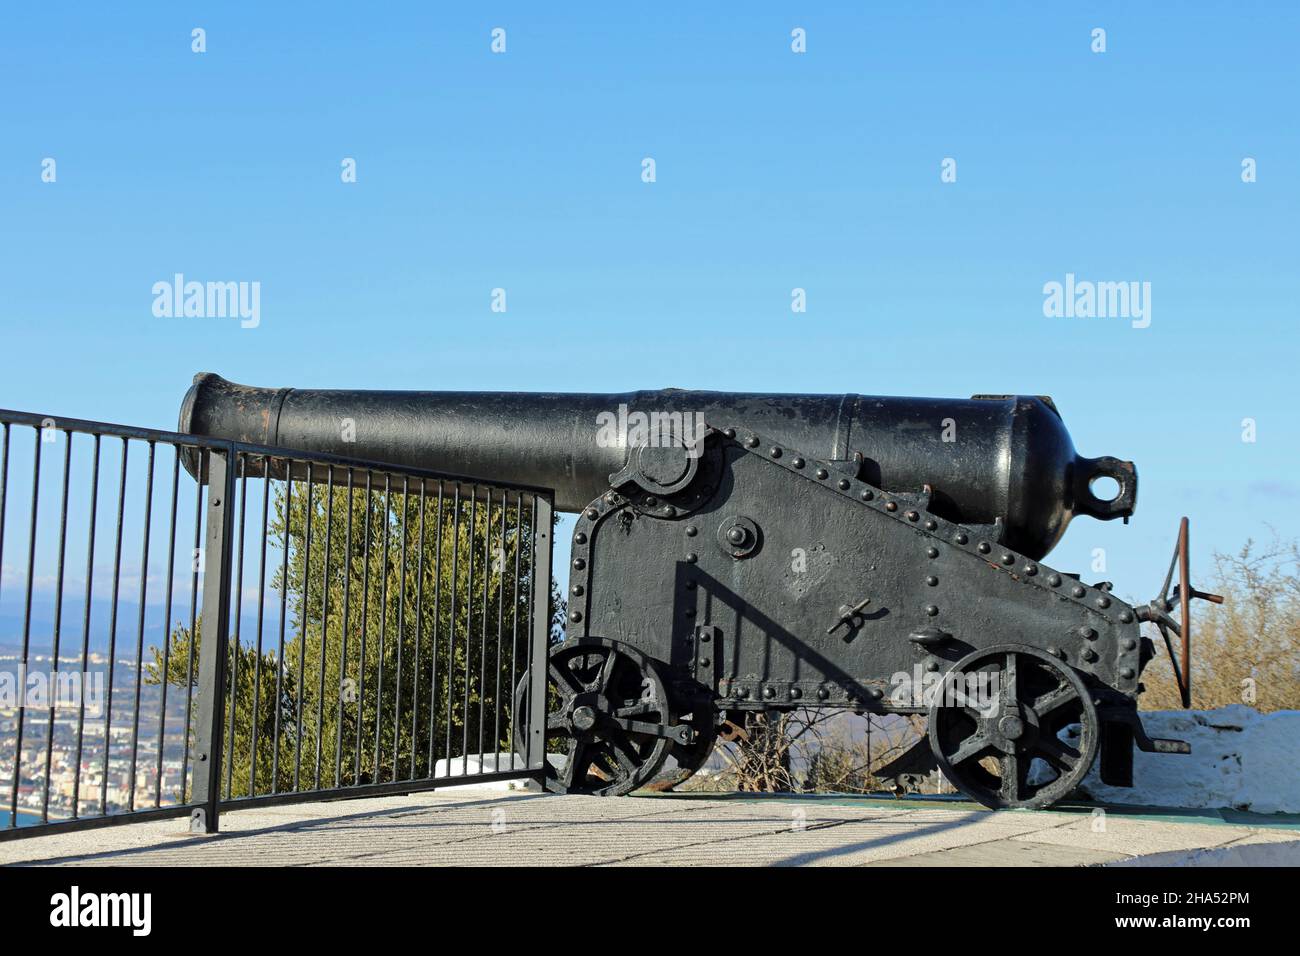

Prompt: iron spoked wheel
[
  {"left": 515, "top": 638, "right": 682, "bottom": 796},
  {"left": 928, "top": 644, "right": 1098, "bottom": 810}
]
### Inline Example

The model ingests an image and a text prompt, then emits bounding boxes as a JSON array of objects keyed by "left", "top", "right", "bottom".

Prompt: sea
[{"left": 0, "top": 810, "right": 41, "bottom": 828}]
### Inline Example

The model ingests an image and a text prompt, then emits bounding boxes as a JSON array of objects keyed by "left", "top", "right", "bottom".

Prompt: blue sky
[{"left": 2, "top": 2, "right": 1297, "bottom": 604}]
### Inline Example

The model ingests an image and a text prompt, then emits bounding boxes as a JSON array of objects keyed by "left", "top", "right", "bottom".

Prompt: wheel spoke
[
  {"left": 948, "top": 732, "right": 992, "bottom": 766},
  {"left": 1032, "top": 683, "right": 1078, "bottom": 718},
  {"left": 1002, "top": 653, "right": 1018, "bottom": 709},
  {"left": 998, "top": 753, "right": 1022, "bottom": 803},
  {"left": 616, "top": 718, "right": 683, "bottom": 741},
  {"left": 606, "top": 730, "right": 641, "bottom": 780},
  {"left": 596, "top": 650, "right": 618, "bottom": 693},
  {"left": 1034, "top": 734, "right": 1081, "bottom": 772},
  {"left": 546, "top": 713, "right": 568, "bottom": 732},
  {"left": 561, "top": 739, "right": 590, "bottom": 789},
  {"left": 614, "top": 700, "right": 661, "bottom": 719},
  {"left": 549, "top": 660, "right": 585, "bottom": 698}
]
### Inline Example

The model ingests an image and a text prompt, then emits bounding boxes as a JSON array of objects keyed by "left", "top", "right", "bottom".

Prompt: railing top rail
[
  {"left": 0, "top": 407, "right": 556, "bottom": 498},
  {"left": 0, "top": 406, "right": 225, "bottom": 448}
]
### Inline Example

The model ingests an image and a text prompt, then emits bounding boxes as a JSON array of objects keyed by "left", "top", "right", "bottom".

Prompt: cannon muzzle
[{"left": 179, "top": 373, "right": 1135, "bottom": 560}]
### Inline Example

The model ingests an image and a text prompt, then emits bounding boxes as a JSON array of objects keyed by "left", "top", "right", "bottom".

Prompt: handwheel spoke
[{"left": 546, "top": 713, "right": 568, "bottom": 732}]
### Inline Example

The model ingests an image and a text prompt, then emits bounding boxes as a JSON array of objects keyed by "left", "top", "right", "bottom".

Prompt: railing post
[
  {"left": 527, "top": 495, "right": 553, "bottom": 777},
  {"left": 191, "top": 446, "right": 237, "bottom": 833}
]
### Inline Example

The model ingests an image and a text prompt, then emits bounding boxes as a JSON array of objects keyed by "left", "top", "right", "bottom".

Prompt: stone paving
[{"left": 3, "top": 788, "right": 1298, "bottom": 867}]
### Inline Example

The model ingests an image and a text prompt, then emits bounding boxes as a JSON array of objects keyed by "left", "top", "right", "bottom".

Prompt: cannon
[{"left": 180, "top": 373, "right": 1220, "bottom": 809}]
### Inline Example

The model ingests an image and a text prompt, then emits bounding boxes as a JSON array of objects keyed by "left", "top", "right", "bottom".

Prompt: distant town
[{"left": 0, "top": 647, "right": 190, "bottom": 823}]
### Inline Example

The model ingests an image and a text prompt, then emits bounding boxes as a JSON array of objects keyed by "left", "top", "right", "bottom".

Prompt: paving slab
[{"left": 2, "top": 789, "right": 1297, "bottom": 867}]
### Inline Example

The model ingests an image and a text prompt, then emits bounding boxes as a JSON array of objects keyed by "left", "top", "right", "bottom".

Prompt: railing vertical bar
[
  {"left": 0, "top": 427, "right": 6, "bottom": 818},
  {"left": 9, "top": 428, "right": 42, "bottom": 826},
  {"left": 126, "top": 440, "right": 156, "bottom": 811},
  {"left": 444, "top": 484, "right": 460, "bottom": 770},
  {"left": 154, "top": 450, "right": 180, "bottom": 808},
  {"left": 0, "top": 425, "right": 8, "bottom": 723},
  {"left": 425, "top": 481, "right": 444, "bottom": 776},
  {"left": 527, "top": 494, "right": 553, "bottom": 774},
  {"left": 507, "top": 491, "right": 522, "bottom": 763},
  {"left": 271, "top": 471, "right": 292, "bottom": 794},
  {"left": 314, "top": 467, "right": 333, "bottom": 790},
  {"left": 180, "top": 450, "right": 203, "bottom": 802},
  {"left": 40, "top": 431, "right": 73, "bottom": 823},
  {"left": 478, "top": 488, "right": 492, "bottom": 772},
  {"left": 524, "top": 495, "right": 536, "bottom": 769},
  {"left": 493, "top": 488, "right": 506, "bottom": 773},
  {"left": 99, "top": 438, "right": 129, "bottom": 815},
  {"left": 224, "top": 457, "right": 248, "bottom": 799},
  {"left": 462, "top": 487, "right": 477, "bottom": 775},
  {"left": 72, "top": 434, "right": 100, "bottom": 819},
  {"left": 335, "top": 467, "right": 354, "bottom": 788},
  {"left": 410, "top": 478, "right": 426, "bottom": 780},
  {"left": 373, "top": 475, "right": 391, "bottom": 779},
  {"left": 354, "top": 471, "right": 372, "bottom": 784},
  {"left": 248, "top": 455, "right": 271, "bottom": 795},
  {"left": 293, "top": 465, "right": 313, "bottom": 792},
  {"left": 0, "top": 423, "right": 8, "bottom": 612},
  {"left": 392, "top": 476, "right": 408, "bottom": 781},
  {"left": 192, "top": 446, "right": 236, "bottom": 833}
]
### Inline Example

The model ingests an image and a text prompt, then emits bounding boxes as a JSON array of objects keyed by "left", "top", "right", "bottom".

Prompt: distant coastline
[{"left": 0, "top": 810, "right": 41, "bottom": 828}]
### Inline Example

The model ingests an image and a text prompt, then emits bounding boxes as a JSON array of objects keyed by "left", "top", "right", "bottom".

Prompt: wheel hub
[
  {"left": 571, "top": 705, "right": 597, "bottom": 732},
  {"left": 998, "top": 714, "right": 1025, "bottom": 740},
  {"left": 565, "top": 691, "right": 607, "bottom": 735}
]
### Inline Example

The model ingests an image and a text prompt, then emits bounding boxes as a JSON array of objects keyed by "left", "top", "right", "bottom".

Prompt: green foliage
[
  {"left": 1142, "top": 537, "right": 1300, "bottom": 712},
  {"left": 148, "top": 479, "right": 556, "bottom": 798}
]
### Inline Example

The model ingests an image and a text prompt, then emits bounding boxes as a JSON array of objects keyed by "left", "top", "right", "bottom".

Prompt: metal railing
[{"left": 0, "top": 408, "right": 553, "bottom": 840}]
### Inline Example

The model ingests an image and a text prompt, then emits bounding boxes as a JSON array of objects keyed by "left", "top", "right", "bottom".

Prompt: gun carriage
[{"left": 181, "top": 373, "right": 1219, "bottom": 809}]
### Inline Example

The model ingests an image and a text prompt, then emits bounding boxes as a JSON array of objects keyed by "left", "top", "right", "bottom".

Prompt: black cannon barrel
[{"left": 179, "top": 373, "right": 1136, "bottom": 560}]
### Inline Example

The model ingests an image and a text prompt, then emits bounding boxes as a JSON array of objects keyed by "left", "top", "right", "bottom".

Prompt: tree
[{"left": 148, "top": 475, "right": 561, "bottom": 799}]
